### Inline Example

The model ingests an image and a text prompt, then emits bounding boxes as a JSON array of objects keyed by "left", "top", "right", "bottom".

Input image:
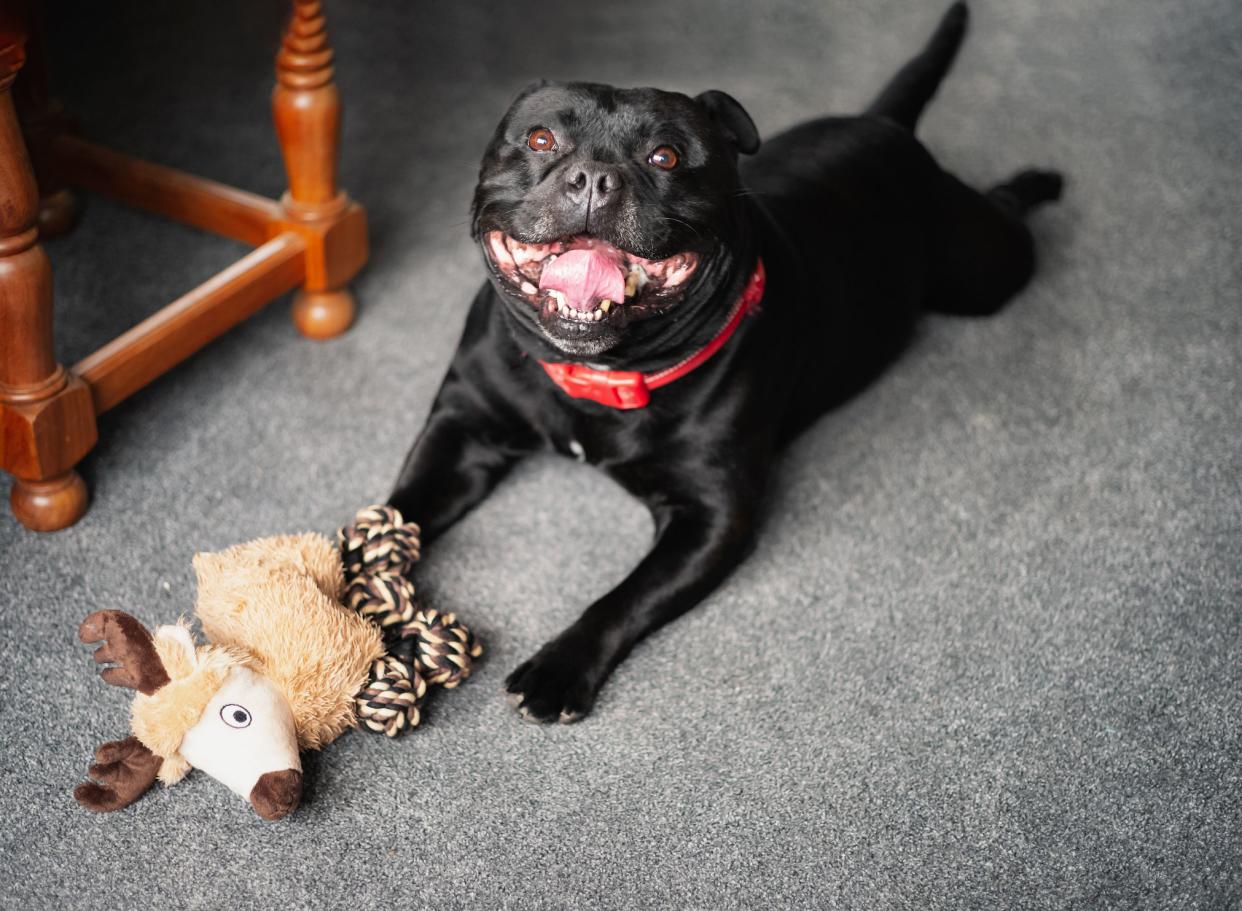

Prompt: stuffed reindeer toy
[{"left": 74, "top": 508, "right": 481, "bottom": 820}]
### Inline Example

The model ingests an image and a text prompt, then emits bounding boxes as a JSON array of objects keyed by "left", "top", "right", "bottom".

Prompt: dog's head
[{"left": 472, "top": 81, "right": 759, "bottom": 360}]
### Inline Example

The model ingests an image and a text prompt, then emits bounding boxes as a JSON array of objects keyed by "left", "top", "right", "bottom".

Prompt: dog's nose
[
  {"left": 564, "top": 165, "right": 623, "bottom": 208},
  {"left": 250, "top": 769, "right": 303, "bottom": 820}
]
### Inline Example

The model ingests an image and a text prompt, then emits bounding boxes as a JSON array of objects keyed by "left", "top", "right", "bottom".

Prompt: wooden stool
[{"left": 0, "top": 0, "right": 367, "bottom": 532}]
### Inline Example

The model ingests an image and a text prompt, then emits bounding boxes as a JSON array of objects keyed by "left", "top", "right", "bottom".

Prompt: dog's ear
[
  {"left": 512, "top": 79, "right": 552, "bottom": 105},
  {"left": 694, "top": 90, "right": 760, "bottom": 155}
]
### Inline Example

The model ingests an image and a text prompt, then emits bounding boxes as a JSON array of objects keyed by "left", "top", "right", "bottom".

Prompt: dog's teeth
[
  {"left": 557, "top": 301, "right": 568, "bottom": 315},
  {"left": 599, "top": 299, "right": 612, "bottom": 313},
  {"left": 520, "top": 281, "right": 536, "bottom": 295},
  {"left": 626, "top": 265, "right": 649, "bottom": 297}
]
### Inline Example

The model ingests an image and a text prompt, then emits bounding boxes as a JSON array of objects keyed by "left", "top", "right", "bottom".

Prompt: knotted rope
[
  {"left": 339, "top": 505, "right": 482, "bottom": 737},
  {"left": 354, "top": 654, "right": 427, "bottom": 736}
]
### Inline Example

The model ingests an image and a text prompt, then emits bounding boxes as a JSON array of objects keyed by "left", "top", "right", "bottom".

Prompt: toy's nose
[{"left": 250, "top": 769, "right": 303, "bottom": 820}]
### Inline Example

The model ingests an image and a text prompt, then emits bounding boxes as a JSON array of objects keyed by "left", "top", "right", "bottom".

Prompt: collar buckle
[{"left": 539, "top": 363, "right": 651, "bottom": 409}]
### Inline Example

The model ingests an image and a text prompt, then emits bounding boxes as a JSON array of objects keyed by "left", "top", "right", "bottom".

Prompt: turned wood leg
[
  {"left": 273, "top": 0, "right": 366, "bottom": 340},
  {"left": 0, "top": 39, "right": 96, "bottom": 531},
  {"left": 12, "top": 2, "right": 80, "bottom": 239}
]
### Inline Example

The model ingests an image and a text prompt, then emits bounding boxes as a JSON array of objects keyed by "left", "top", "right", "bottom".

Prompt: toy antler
[
  {"left": 74, "top": 610, "right": 170, "bottom": 811},
  {"left": 73, "top": 736, "right": 163, "bottom": 813},
  {"left": 78, "top": 610, "right": 171, "bottom": 694}
]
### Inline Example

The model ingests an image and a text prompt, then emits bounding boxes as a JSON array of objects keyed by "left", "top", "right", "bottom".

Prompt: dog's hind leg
[
  {"left": 923, "top": 167, "right": 1063, "bottom": 316},
  {"left": 987, "top": 169, "right": 1066, "bottom": 219}
]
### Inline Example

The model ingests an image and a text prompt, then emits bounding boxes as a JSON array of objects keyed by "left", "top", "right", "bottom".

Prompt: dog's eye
[
  {"left": 527, "top": 128, "right": 557, "bottom": 153},
  {"left": 648, "top": 145, "right": 679, "bottom": 170}
]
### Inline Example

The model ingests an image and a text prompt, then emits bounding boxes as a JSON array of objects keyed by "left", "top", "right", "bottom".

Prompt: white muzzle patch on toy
[{"left": 178, "top": 665, "right": 301, "bottom": 807}]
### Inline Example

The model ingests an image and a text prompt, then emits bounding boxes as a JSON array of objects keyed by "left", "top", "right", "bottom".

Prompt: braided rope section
[
  {"left": 338, "top": 505, "right": 482, "bottom": 737},
  {"left": 406, "top": 609, "right": 483, "bottom": 689},
  {"left": 339, "top": 505, "right": 420, "bottom": 576},
  {"left": 346, "top": 572, "right": 417, "bottom": 631},
  {"left": 355, "top": 655, "right": 427, "bottom": 736}
]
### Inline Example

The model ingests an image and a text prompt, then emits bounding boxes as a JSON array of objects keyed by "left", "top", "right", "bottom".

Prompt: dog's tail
[{"left": 865, "top": 1, "right": 969, "bottom": 131}]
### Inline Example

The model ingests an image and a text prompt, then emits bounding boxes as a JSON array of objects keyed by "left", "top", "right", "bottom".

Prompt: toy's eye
[
  {"left": 527, "top": 128, "right": 557, "bottom": 152},
  {"left": 221, "top": 704, "right": 251, "bottom": 728},
  {"left": 648, "top": 145, "right": 679, "bottom": 170}
]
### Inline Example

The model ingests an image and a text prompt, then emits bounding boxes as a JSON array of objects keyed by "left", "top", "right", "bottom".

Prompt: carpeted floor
[{"left": 1, "top": 0, "right": 1238, "bottom": 907}]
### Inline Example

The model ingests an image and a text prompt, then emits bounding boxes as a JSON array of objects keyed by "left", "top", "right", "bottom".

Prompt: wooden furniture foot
[
  {"left": 11, "top": 471, "right": 88, "bottom": 531},
  {"left": 292, "top": 288, "right": 355, "bottom": 340},
  {"left": 36, "top": 186, "right": 79, "bottom": 236}
]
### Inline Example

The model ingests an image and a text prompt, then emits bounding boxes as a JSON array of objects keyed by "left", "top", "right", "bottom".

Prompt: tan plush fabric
[
  {"left": 193, "top": 533, "right": 384, "bottom": 750},
  {"left": 193, "top": 533, "right": 345, "bottom": 603},
  {"left": 131, "top": 623, "right": 243, "bottom": 768},
  {"left": 156, "top": 754, "right": 192, "bottom": 786}
]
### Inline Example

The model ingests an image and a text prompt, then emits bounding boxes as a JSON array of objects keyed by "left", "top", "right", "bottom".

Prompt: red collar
[{"left": 538, "top": 259, "right": 765, "bottom": 409}]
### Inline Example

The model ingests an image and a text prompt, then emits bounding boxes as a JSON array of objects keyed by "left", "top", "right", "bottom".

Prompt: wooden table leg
[
  {"left": 273, "top": 0, "right": 367, "bottom": 340},
  {"left": 12, "top": 1, "right": 79, "bottom": 238},
  {"left": 0, "top": 39, "right": 96, "bottom": 531}
]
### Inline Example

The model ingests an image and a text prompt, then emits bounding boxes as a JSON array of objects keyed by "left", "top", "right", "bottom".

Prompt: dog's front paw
[{"left": 504, "top": 637, "right": 603, "bottom": 724}]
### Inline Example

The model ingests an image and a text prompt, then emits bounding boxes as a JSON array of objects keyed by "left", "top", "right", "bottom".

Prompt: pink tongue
[{"left": 538, "top": 248, "right": 626, "bottom": 312}]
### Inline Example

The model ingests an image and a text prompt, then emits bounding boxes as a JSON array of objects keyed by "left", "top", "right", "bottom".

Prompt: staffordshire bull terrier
[{"left": 389, "top": 1, "right": 1063, "bottom": 722}]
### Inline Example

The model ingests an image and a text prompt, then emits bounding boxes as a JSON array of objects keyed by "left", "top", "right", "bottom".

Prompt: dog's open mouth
[{"left": 484, "top": 231, "right": 699, "bottom": 325}]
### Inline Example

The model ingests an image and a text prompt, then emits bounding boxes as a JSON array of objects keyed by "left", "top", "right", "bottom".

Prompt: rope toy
[{"left": 338, "top": 505, "right": 482, "bottom": 736}]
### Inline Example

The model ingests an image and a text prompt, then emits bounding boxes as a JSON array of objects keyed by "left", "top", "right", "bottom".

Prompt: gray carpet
[{"left": 1, "top": 0, "right": 1238, "bottom": 907}]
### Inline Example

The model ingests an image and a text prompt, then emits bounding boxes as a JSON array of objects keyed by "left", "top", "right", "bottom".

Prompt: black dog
[{"left": 389, "top": 2, "right": 1062, "bottom": 722}]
